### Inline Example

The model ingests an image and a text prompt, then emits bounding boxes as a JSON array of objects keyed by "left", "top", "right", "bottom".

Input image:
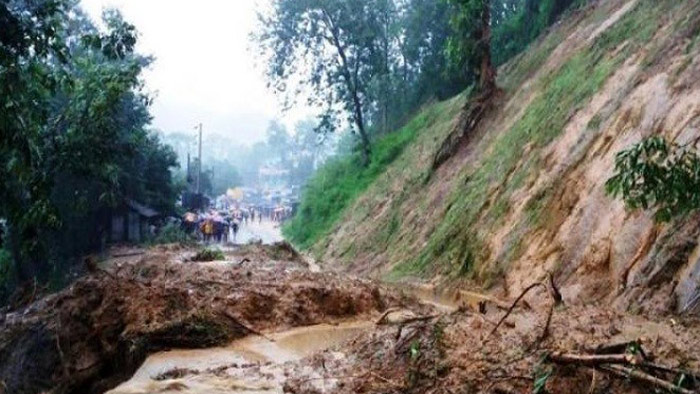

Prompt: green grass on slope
[
  {"left": 283, "top": 102, "right": 449, "bottom": 250},
  {"left": 389, "top": 0, "right": 670, "bottom": 283}
]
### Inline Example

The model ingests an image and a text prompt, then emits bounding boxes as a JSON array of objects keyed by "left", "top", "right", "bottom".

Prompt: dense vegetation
[
  {"left": 0, "top": 2, "right": 178, "bottom": 301},
  {"left": 283, "top": 105, "right": 439, "bottom": 248},
  {"left": 278, "top": 0, "right": 586, "bottom": 249}
]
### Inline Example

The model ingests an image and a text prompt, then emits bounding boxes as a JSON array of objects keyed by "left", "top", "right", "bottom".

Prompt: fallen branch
[
  {"left": 369, "top": 372, "right": 401, "bottom": 388},
  {"left": 546, "top": 272, "right": 563, "bottom": 306},
  {"left": 111, "top": 251, "right": 146, "bottom": 258},
  {"left": 547, "top": 352, "right": 641, "bottom": 366},
  {"left": 379, "top": 314, "right": 439, "bottom": 326},
  {"left": 641, "top": 362, "right": 700, "bottom": 383},
  {"left": 592, "top": 339, "right": 643, "bottom": 355},
  {"left": 222, "top": 311, "right": 275, "bottom": 342},
  {"left": 488, "top": 282, "right": 546, "bottom": 339},
  {"left": 375, "top": 307, "right": 402, "bottom": 325},
  {"left": 599, "top": 365, "right": 696, "bottom": 394}
]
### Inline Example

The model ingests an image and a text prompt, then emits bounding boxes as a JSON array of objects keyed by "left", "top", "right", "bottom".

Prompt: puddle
[
  {"left": 107, "top": 321, "right": 373, "bottom": 394},
  {"left": 394, "top": 283, "right": 493, "bottom": 312},
  {"left": 107, "top": 284, "right": 491, "bottom": 394}
]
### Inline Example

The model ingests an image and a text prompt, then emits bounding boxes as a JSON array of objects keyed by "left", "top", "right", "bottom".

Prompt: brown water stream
[
  {"left": 106, "top": 284, "right": 477, "bottom": 394},
  {"left": 107, "top": 321, "right": 373, "bottom": 394}
]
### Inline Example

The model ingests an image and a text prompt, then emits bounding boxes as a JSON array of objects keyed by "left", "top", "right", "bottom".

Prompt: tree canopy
[
  {"left": 254, "top": 0, "right": 583, "bottom": 164},
  {"left": 0, "top": 1, "right": 178, "bottom": 300}
]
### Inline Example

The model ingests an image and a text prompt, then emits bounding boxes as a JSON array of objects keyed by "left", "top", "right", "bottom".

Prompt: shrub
[
  {"left": 148, "top": 222, "right": 196, "bottom": 246},
  {"left": 192, "top": 248, "right": 225, "bottom": 262}
]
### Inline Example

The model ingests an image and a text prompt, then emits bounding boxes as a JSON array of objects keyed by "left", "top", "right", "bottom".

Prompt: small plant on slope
[{"left": 606, "top": 136, "right": 700, "bottom": 221}]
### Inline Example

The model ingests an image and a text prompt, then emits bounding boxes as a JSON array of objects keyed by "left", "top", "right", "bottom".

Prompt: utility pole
[{"left": 195, "top": 123, "right": 203, "bottom": 194}]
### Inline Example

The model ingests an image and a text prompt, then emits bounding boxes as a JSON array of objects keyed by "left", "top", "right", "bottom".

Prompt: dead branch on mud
[
  {"left": 110, "top": 251, "right": 146, "bottom": 258},
  {"left": 488, "top": 282, "right": 548, "bottom": 339},
  {"left": 488, "top": 274, "right": 561, "bottom": 345},
  {"left": 547, "top": 352, "right": 642, "bottom": 366},
  {"left": 375, "top": 307, "right": 402, "bottom": 325},
  {"left": 546, "top": 272, "right": 563, "bottom": 306},
  {"left": 547, "top": 348, "right": 700, "bottom": 394},
  {"left": 222, "top": 311, "right": 275, "bottom": 342},
  {"left": 599, "top": 365, "right": 696, "bottom": 394},
  {"left": 377, "top": 313, "right": 439, "bottom": 326},
  {"left": 590, "top": 339, "right": 646, "bottom": 356}
]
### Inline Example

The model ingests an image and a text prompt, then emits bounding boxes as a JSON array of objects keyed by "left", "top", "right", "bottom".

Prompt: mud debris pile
[
  {"left": 0, "top": 243, "right": 400, "bottom": 394},
  {"left": 2, "top": 243, "right": 700, "bottom": 394},
  {"left": 283, "top": 291, "right": 700, "bottom": 394}
]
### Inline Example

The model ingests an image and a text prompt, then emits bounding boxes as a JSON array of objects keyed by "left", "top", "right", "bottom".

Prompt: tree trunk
[
  {"left": 321, "top": 9, "right": 372, "bottom": 165},
  {"left": 480, "top": 0, "right": 496, "bottom": 92},
  {"left": 352, "top": 93, "right": 372, "bottom": 166}
]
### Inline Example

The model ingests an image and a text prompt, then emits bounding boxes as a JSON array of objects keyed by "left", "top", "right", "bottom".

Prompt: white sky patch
[{"left": 79, "top": 0, "right": 316, "bottom": 145}]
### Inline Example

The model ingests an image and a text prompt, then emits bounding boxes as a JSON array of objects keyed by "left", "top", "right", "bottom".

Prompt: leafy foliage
[
  {"left": 255, "top": 0, "right": 476, "bottom": 163},
  {"left": 283, "top": 109, "right": 432, "bottom": 248},
  {"left": 446, "top": 0, "right": 495, "bottom": 91},
  {"left": 148, "top": 223, "right": 196, "bottom": 246},
  {"left": 491, "top": 0, "right": 583, "bottom": 66},
  {"left": 0, "top": 2, "right": 179, "bottom": 301},
  {"left": 606, "top": 137, "right": 700, "bottom": 222}
]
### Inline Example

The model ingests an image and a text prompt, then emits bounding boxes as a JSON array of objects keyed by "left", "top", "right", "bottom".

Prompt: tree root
[{"left": 430, "top": 90, "right": 493, "bottom": 174}]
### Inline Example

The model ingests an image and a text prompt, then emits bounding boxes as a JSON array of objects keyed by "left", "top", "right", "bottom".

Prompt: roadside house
[{"left": 109, "top": 200, "right": 159, "bottom": 243}]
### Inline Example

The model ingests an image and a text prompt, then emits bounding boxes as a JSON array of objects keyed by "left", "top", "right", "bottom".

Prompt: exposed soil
[
  {"left": 123, "top": 272, "right": 700, "bottom": 394},
  {"left": 0, "top": 243, "right": 405, "bottom": 394},
  {"left": 2, "top": 243, "right": 700, "bottom": 393},
  {"left": 270, "top": 289, "right": 700, "bottom": 393}
]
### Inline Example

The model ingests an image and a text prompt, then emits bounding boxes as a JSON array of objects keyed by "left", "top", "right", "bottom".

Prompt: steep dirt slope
[{"left": 317, "top": 0, "right": 700, "bottom": 316}]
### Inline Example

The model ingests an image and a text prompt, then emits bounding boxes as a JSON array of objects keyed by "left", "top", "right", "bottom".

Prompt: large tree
[
  {"left": 1, "top": 0, "right": 71, "bottom": 282},
  {"left": 255, "top": 0, "right": 393, "bottom": 165},
  {"left": 447, "top": 0, "right": 496, "bottom": 93},
  {"left": 1, "top": 3, "right": 178, "bottom": 299}
]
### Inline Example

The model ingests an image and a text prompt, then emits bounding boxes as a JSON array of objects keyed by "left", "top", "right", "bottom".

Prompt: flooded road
[
  {"left": 108, "top": 321, "right": 373, "bottom": 394},
  {"left": 233, "top": 219, "right": 284, "bottom": 244}
]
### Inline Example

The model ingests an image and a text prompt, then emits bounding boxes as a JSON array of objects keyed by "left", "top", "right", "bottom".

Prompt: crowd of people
[{"left": 180, "top": 204, "right": 293, "bottom": 244}]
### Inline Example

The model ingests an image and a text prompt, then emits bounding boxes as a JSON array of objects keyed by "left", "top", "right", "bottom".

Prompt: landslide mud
[
  {"left": 283, "top": 290, "right": 700, "bottom": 393},
  {"left": 0, "top": 243, "right": 402, "bottom": 394},
  {"left": 114, "top": 281, "right": 700, "bottom": 393},
  {"left": 108, "top": 321, "right": 376, "bottom": 394}
]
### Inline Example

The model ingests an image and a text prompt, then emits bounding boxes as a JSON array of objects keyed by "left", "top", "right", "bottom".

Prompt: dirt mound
[
  {"left": 0, "top": 245, "right": 399, "bottom": 394},
  {"left": 284, "top": 289, "right": 700, "bottom": 393}
]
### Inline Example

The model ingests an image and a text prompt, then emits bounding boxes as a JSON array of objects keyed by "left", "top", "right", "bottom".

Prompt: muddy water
[
  {"left": 397, "top": 283, "right": 496, "bottom": 312},
  {"left": 107, "top": 284, "right": 472, "bottom": 394},
  {"left": 107, "top": 321, "right": 373, "bottom": 394}
]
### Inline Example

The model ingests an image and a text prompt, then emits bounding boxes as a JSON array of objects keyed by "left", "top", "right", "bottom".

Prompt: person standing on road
[{"left": 232, "top": 220, "right": 239, "bottom": 242}]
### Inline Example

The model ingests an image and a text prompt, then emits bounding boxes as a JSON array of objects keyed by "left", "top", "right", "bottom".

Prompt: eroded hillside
[{"left": 315, "top": 0, "right": 700, "bottom": 316}]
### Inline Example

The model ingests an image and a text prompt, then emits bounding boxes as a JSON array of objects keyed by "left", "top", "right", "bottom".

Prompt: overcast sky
[{"left": 80, "top": 0, "right": 313, "bottom": 145}]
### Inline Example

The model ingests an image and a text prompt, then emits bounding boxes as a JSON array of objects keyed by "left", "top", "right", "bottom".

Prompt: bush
[
  {"left": 148, "top": 222, "right": 196, "bottom": 246},
  {"left": 0, "top": 248, "right": 14, "bottom": 302},
  {"left": 192, "top": 248, "right": 225, "bottom": 262}
]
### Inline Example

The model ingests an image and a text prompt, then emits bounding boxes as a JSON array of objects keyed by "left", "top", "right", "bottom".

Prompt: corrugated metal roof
[{"left": 127, "top": 200, "right": 159, "bottom": 218}]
